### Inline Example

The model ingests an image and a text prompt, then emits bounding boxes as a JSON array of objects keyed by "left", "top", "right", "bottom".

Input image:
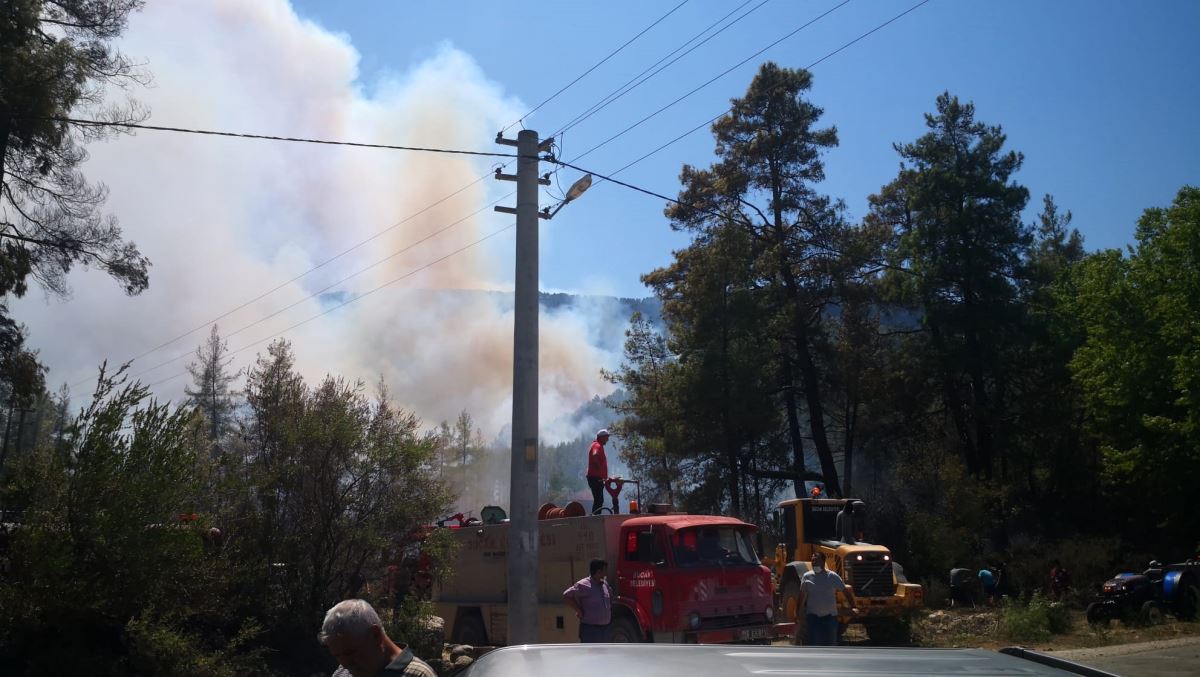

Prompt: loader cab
[{"left": 775, "top": 498, "right": 867, "bottom": 562}]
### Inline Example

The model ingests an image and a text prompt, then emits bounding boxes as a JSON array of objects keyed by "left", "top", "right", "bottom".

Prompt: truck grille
[
  {"left": 846, "top": 557, "right": 894, "bottom": 597},
  {"left": 699, "top": 613, "right": 770, "bottom": 631}
]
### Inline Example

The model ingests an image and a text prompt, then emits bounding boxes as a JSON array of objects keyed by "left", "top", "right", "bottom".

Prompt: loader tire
[{"left": 865, "top": 617, "right": 911, "bottom": 645}]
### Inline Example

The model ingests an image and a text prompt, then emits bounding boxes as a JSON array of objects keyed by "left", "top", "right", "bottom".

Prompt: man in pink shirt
[
  {"left": 562, "top": 559, "right": 612, "bottom": 642},
  {"left": 586, "top": 429, "right": 610, "bottom": 514}
]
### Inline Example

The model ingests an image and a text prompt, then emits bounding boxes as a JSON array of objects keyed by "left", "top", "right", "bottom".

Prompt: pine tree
[{"left": 184, "top": 325, "right": 240, "bottom": 459}]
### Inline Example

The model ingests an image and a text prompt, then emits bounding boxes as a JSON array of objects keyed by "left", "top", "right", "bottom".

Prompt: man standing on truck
[
  {"left": 798, "top": 552, "right": 859, "bottom": 646},
  {"left": 586, "top": 429, "right": 611, "bottom": 515},
  {"left": 562, "top": 559, "right": 613, "bottom": 642},
  {"left": 835, "top": 500, "right": 857, "bottom": 544}
]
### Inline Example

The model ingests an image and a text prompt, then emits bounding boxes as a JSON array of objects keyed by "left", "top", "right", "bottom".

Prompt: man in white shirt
[{"left": 797, "top": 552, "right": 859, "bottom": 646}]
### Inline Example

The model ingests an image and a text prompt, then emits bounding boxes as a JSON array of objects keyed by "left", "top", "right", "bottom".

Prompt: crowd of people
[{"left": 947, "top": 562, "right": 1072, "bottom": 609}]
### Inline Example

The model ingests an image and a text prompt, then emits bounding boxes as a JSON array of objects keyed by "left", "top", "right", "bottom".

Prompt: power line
[
  {"left": 552, "top": 0, "right": 768, "bottom": 137},
  {"left": 146, "top": 221, "right": 517, "bottom": 389},
  {"left": 50, "top": 116, "right": 519, "bottom": 158},
  {"left": 126, "top": 193, "right": 513, "bottom": 382},
  {"left": 556, "top": 158, "right": 914, "bottom": 279},
  {"left": 580, "top": 0, "right": 933, "bottom": 180},
  {"left": 564, "top": 0, "right": 852, "bottom": 165},
  {"left": 555, "top": 161, "right": 691, "bottom": 216},
  {"left": 500, "top": 0, "right": 691, "bottom": 134},
  {"left": 805, "top": 0, "right": 929, "bottom": 70},
  {"left": 550, "top": 1, "right": 933, "bottom": 275}
]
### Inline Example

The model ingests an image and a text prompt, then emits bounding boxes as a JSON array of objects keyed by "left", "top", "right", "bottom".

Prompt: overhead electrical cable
[
  {"left": 551, "top": 0, "right": 769, "bottom": 137},
  {"left": 49, "top": 116, "right": 518, "bottom": 158},
  {"left": 562, "top": 0, "right": 852, "bottom": 165},
  {"left": 499, "top": 0, "right": 691, "bottom": 134}
]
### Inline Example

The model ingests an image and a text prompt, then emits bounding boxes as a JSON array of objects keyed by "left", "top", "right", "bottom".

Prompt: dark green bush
[{"left": 1001, "top": 592, "right": 1072, "bottom": 642}]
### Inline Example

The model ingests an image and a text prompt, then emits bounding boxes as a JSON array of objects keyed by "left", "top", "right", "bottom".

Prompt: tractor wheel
[
  {"left": 1140, "top": 601, "right": 1164, "bottom": 626},
  {"left": 781, "top": 578, "right": 805, "bottom": 645},
  {"left": 609, "top": 615, "right": 642, "bottom": 643},
  {"left": 1176, "top": 580, "right": 1200, "bottom": 621},
  {"left": 1086, "top": 602, "right": 1111, "bottom": 627}
]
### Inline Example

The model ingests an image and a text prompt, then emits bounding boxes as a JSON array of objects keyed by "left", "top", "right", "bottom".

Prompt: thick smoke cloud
[{"left": 12, "top": 0, "right": 622, "bottom": 441}]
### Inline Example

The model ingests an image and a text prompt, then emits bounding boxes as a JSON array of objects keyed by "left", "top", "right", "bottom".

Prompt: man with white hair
[
  {"left": 586, "top": 429, "right": 611, "bottom": 515},
  {"left": 319, "top": 599, "right": 436, "bottom": 677}
]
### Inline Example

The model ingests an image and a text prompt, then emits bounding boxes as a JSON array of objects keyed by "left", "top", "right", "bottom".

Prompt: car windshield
[{"left": 670, "top": 526, "right": 759, "bottom": 567}]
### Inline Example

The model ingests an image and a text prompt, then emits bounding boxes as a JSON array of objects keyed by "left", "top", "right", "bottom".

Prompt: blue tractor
[{"left": 1087, "top": 559, "right": 1200, "bottom": 626}]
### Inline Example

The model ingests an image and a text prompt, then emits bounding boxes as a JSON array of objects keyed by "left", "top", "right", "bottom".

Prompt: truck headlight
[
  {"left": 689, "top": 612, "right": 701, "bottom": 629},
  {"left": 765, "top": 605, "right": 774, "bottom": 622}
]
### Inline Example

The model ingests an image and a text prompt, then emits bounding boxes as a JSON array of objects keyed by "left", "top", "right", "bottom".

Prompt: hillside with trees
[
  {"left": 605, "top": 63, "right": 1200, "bottom": 595},
  {"left": 0, "top": 2, "right": 1197, "bottom": 670}
]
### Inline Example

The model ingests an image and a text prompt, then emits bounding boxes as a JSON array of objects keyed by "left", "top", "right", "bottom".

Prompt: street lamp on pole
[{"left": 543, "top": 173, "right": 593, "bottom": 220}]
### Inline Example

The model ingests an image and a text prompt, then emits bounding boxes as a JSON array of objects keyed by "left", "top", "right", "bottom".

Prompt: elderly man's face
[{"left": 325, "top": 626, "right": 386, "bottom": 677}]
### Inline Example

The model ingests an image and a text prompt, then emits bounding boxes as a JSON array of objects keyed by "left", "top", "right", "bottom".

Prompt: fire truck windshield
[{"left": 670, "top": 526, "right": 759, "bottom": 567}]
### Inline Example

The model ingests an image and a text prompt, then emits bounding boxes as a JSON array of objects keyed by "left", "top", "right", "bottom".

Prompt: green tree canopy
[
  {"left": 1069, "top": 186, "right": 1200, "bottom": 548},
  {"left": 1, "top": 0, "right": 150, "bottom": 299}
]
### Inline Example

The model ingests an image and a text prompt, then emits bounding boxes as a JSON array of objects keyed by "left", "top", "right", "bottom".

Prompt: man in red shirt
[{"left": 586, "top": 429, "right": 610, "bottom": 515}]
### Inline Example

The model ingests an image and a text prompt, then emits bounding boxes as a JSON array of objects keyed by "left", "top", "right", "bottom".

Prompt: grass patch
[{"left": 1001, "top": 593, "right": 1072, "bottom": 642}]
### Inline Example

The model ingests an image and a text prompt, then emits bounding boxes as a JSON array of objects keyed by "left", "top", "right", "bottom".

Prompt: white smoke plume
[{"left": 11, "top": 0, "right": 623, "bottom": 442}]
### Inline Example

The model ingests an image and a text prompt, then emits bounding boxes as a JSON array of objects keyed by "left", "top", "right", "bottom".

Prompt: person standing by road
[
  {"left": 319, "top": 599, "right": 437, "bottom": 677},
  {"left": 949, "top": 567, "right": 975, "bottom": 608},
  {"left": 1049, "top": 560, "right": 1072, "bottom": 600},
  {"left": 978, "top": 567, "right": 999, "bottom": 606},
  {"left": 586, "top": 429, "right": 611, "bottom": 515},
  {"left": 797, "top": 552, "right": 859, "bottom": 646},
  {"left": 562, "top": 559, "right": 613, "bottom": 643}
]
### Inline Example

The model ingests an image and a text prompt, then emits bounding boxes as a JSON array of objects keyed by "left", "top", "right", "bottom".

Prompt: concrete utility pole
[{"left": 494, "top": 128, "right": 551, "bottom": 644}]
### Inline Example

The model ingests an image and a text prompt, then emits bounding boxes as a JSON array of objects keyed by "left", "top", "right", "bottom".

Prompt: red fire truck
[{"left": 432, "top": 504, "right": 793, "bottom": 645}]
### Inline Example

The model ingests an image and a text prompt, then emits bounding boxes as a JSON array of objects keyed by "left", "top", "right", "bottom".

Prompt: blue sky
[{"left": 288, "top": 0, "right": 1199, "bottom": 299}]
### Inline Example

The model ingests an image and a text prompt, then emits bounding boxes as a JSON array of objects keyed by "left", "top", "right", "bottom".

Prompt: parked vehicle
[
  {"left": 767, "top": 497, "right": 922, "bottom": 644},
  {"left": 457, "top": 644, "right": 1116, "bottom": 677},
  {"left": 432, "top": 503, "right": 792, "bottom": 645},
  {"left": 1087, "top": 559, "right": 1200, "bottom": 626}
]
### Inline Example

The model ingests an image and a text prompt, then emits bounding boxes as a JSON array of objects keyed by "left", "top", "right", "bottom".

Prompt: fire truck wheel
[
  {"left": 609, "top": 616, "right": 642, "bottom": 643},
  {"left": 454, "top": 612, "right": 488, "bottom": 646}
]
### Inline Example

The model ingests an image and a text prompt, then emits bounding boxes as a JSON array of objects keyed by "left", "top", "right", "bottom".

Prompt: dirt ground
[{"left": 909, "top": 607, "right": 1200, "bottom": 651}]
